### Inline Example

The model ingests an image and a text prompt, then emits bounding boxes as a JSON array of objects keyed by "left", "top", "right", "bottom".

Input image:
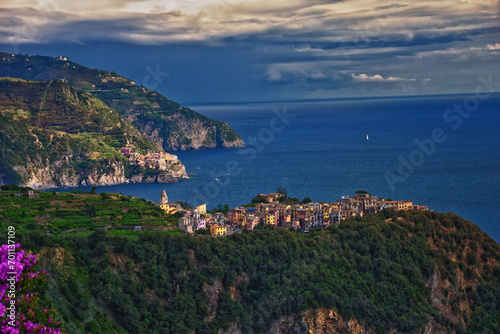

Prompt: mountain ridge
[
  {"left": 0, "top": 77, "right": 187, "bottom": 189},
  {"left": 0, "top": 52, "right": 245, "bottom": 151}
]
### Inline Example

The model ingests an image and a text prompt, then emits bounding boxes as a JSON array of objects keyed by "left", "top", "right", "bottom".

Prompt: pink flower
[{"left": 0, "top": 325, "right": 20, "bottom": 334}]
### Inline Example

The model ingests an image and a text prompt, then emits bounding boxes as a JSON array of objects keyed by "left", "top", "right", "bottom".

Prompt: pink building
[
  {"left": 120, "top": 147, "right": 132, "bottom": 154},
  {"left": 196, "top": 218, "right": 206, "bottom": 230}
]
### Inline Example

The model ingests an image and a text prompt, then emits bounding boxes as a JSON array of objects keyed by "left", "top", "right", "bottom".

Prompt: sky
[{"left": 0, "top": 0, "right": 499, "bottom": 104}]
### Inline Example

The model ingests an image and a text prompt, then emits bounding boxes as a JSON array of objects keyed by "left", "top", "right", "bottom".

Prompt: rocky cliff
[
  {"left": 136, "top": 111, "right": 245, "bottom": 151},
  {"left": 15, "top": 158, "right": 187, "bottom": 190},
  {"left": 266, "top": 309, "right": 368, "bottom": 334}
]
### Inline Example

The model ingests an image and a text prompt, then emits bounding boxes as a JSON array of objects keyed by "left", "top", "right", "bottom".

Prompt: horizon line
[{"left": 186, "top": 91, "right": 500, "bottom": 108}]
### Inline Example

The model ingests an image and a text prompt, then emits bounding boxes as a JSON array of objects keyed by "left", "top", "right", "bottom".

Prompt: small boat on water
[{"left": 366, "top": 134, "right": 369, "bottom": 140}]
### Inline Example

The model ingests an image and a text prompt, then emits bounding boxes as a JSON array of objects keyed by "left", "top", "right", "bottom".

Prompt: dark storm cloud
[{"left": 1, "top": 0, "right": 499, "bottom": 102}]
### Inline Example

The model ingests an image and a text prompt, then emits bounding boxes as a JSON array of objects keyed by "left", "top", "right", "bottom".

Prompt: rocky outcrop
[
  {"left": 140, "top": 112, "right": 245, "bottom": 151},
  {"left": 38, "top": 247, "right": 76, "bottom": 278},
  {"left": 268, "top": 309, "right": 370, "bottom": 334},
  {"left": 201, "top": 275, "right": 370, "bottom": 334},
  {"left": 15, "top": 159, "right": 188, "bottom": 190},
  {"left": 202, "top": 278, "right": 224, "bottom": 323},
  {"left": 219, "top": 322, "right": 242, "bottom": 334},
  {"left": 421, "top": 320, "right": 446, "bottom": 334},
  {"left": 426, "top": 267, "right": 469, "bottom": 331}
]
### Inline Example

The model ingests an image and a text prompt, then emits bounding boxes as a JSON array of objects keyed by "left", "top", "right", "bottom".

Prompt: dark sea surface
[{"left": 54, "top": 94, "right": 500, "bottom": 242}]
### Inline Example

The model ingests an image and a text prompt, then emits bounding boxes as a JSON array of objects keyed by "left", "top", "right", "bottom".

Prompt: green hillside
[
  {"left": 1, "top": 192, "right": 498, "bottom": 334},
  {"left": 0, "top": 53, "right": 244, "bottom": 151},
  {"left": 0, "top": 186, "right": 180, "bottom": 235},
  {"left": 0, "top": 77, "right": 186, "bottom": 187}
]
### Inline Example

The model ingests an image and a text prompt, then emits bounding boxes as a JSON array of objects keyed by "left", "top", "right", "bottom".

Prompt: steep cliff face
[
  {"left": 203, "top": 278, "right": 224, "bottom": 323},
  {"left": 123, "top": 95, "right": 245, "bottom": 151},
  {"left": 143, "top": 112, "right": 245, "bottom": 151},
  {"left": 13, "top": 158, "right": 187, "bottom": 190}
]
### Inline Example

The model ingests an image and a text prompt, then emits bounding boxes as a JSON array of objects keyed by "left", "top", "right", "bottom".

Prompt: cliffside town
[
  {"left": 119, "top": 147, "right": 182, "bottom": 171},
  {"left": 173, "top": 191, "right": 428, "bottom": 236}
]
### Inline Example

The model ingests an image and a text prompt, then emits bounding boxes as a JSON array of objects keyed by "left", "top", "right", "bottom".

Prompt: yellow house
[
  {"left": 263, "top": 212, "right": 275, "bottom": 225},
  {"left": 160, "top": 203, "right": 180, "bottom": 214},
  {"left": 323, "top": 206, "right": 331, "bottom": 221},
  {"left": 397, "top": 201, "right": 413, "bottom": 211},
  {"left": 193, "top": 204, "right": 207, "bottom": 215},
  {"left": 210, "top": 224, "right": 227, "bottom": 236}
]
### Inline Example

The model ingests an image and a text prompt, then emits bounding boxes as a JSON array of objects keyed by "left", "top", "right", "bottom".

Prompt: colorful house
[
  {"left": 229, "top": 207, "right": 246, "bottom": 225},
  {"left": 120, "top": 147, "right": 132, "bottom": 154},
  {"left": 263, "top": 211, "right": 276, "bottom": 226},
  {"left": 210, "top": 224, "right": 227, "bottom": 236},
  {"left": 193, "top": 204, "right": 207, "bottom": 215}
]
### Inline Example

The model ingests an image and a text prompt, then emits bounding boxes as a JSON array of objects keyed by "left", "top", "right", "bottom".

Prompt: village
[
  {"left": 119, "top": 147, "right": 180, "bottom": 171},
  {"left": 159, "top": 189, "right": 429, "bottom": 237}
]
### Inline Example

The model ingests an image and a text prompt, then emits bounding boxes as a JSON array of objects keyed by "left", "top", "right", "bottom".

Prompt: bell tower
[{"left": 160, "top": 189, "right": 168, "bottom": 204}]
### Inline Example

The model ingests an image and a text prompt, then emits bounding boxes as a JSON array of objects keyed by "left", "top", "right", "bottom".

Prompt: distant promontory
[{"left": 0, "top": 53, "right": 245, "bottom": 188}]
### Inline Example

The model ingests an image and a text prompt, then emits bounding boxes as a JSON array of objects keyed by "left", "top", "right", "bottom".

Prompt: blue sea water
[{"left": 57, "top": 94, "right": 500, "bottom": 242}]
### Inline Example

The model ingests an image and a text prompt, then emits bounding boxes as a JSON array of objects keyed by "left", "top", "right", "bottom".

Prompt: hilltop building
[{"left": 158, "top": 189, "right": 180, "bottom": 214}]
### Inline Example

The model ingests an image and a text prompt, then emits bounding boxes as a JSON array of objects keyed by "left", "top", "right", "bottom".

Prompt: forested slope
[{"left": 3, "top": 201, "right": 498, "bottom": 334}]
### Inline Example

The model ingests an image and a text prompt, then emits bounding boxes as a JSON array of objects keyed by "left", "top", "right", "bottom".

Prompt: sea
[{"left": 52, "top": 94, "right": 500, "bottom": 243}]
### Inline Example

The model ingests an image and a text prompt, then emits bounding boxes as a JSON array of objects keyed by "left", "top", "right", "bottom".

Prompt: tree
[
  {"left": 278, "top": 195, "right": 288, "bottom": 203},
  {"left": 177, "top": 201, "right": 192, "bottom": 210},
  {"left": 211, "top": 203, "right": 230, "bottom": 215},
  {"left": 302, "top": 197, "right": 312, "bottom": 203},
  {"left": 251, "top": 195, "right": 267, "bottom": 204},
  {"left": 355, "top": 190, "right": 371, "bottom": 196},
  {"left": 276, "top": 187, "right": 287, "bottom": 196}
]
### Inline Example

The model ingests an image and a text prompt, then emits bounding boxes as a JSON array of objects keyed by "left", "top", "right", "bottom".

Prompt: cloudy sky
[{"left": 0, "top": 0, "right": 499, "bottom": 103}]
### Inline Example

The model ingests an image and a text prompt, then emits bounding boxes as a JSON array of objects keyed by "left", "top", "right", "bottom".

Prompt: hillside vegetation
[
  {"left": 0, "top": 187, "right": 180, "bottom": 235},
  {"left": 1, "top": 192, "right": 498, "bottom": 334},
  {"left": 0, "top": 77, "right": 187, "bottom": 188},
  {"left": 0, "top": 53, "right": 244, "bottom": 151}
]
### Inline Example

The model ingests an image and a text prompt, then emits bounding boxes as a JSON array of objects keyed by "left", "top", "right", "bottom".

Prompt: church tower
[{"left": 160, "top": 189, "right": 168, "bottom": 204}]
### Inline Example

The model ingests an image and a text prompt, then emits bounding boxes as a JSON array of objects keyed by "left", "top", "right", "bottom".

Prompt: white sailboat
[{"left": 366, "top": 134, "right": 369, "bottom": 141}]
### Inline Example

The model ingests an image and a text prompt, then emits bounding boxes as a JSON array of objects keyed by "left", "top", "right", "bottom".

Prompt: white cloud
[
  {"left": 351, "top": 73, "right": 417, "bottom": 82},
  {"left": 486, "top": 43, "right": 500, "bottom": 50}
]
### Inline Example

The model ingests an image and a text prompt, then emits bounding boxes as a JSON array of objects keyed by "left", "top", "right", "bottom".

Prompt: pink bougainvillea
[{"left": 0, "top": 243, "right": 63, "bottom": 334}]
